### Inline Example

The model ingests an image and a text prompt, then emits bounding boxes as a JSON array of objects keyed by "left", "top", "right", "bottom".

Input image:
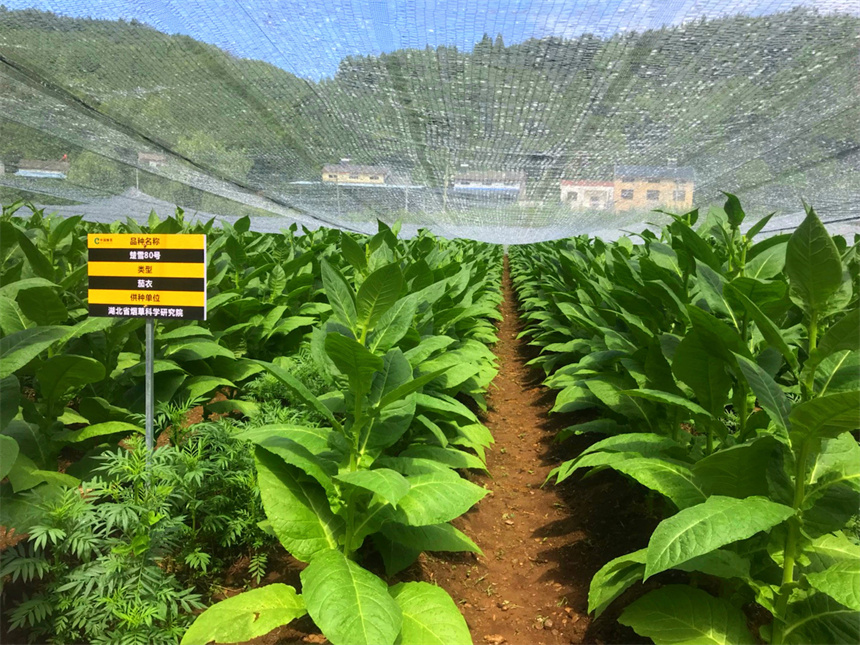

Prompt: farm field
[{"left": 0, "top": 196, "right": 858, "bottom": 645}]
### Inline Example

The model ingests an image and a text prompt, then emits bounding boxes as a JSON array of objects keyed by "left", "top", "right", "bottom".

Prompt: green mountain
[{"left": 1, "top": 6, "right": 858, "bottom": 219}]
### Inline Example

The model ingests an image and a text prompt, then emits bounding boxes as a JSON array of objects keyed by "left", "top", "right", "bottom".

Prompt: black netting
[{"left": 1, "top": 1, "right": 859, "bottom": 242}]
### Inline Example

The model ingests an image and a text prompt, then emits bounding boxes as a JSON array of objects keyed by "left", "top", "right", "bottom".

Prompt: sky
[{"left": 3, "top": 0, "right": 858, "bottom": 78}]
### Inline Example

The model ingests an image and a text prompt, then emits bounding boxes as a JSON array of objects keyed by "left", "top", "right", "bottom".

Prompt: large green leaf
[
  {"left": 577, "top": 433, "right": 681, "bottom": 459},
  {"left": 805, "top": 308, "right": 860, "bottom": 379},
  {"left": 380, "top": 522, "right": 481, "bottom": 554},
  {"left": 237, "top": 424, "right": 339, "bottom": 456},
  {"left": 588, "top": 549, "right": 647, "bottom": 618},
  {"left": 722, "top": 193, "right": 746, "bottom": 229},
  {"left": 0, "top": 434, "right": 20, "bottom": 479},
  {"left": 619, "top": 585, "right": 755, "bottom": 645},
  {"left": 377, "top": 368, "right": 450, "bottom": 411},
  {"left": 726, "top": 285, "right": 798, "bottom": 373},
  {"left": 692, "top": 436, "right": 778, "bottom": 498},
  {"left": 17, "top": 286, "right": 67, "bottom": 326},
  {"left": 0, "top": 482, "right": 64, "bottom": 533},
  {"left": 0, "top": 326, "right": 67, "bottom": 378},
  {"left": 370, "top": 349, "right": 412, "bottom": 405},
  {"left": 806, "top": 532, "right": 860, "bottom": 569},
  {"left": 734, "top": 354, "right": 791, "bottom": 430},
  {"left": 7, "top": 453, "right": 79, "bottom": 492},
  {"left": 674, "top": 222, "right": 720, "bottom": 271},
  {"left": 399, "top": 445, "right": 486, "bottom": 471},
  {"left": 180, "top": 585, "right": 306, "bottom": 645},
  {"left": 813, "top": 350, "right": 860, "bottom": 396},
  {"left": 362, "top": 395, "right": 415, "bottom": 454},
  {"left": 396, "top": 471, "right": 488, "bottom": 526},
  {"left": 671, "top": 330, "right": 732, "bottom": 416},
  {"left": 745, "top": 242, "right": 786, "bottom": 280},
  {"left": 38, "top": 354, "right": 106, "bottom": 414},
  {"left": 321, "top": 260, "right": 357, "bottom": 330},
  {"left": 784, "top": 206, "right": 844, "bottom": 314},
  {"left": 789, "top": 391, "right": 860, "bottom": 447},
  {"left": 369, "top": 295, "right": 418, "bottom": 353},
  {"left": 808, "top": 434, "right": 860, "bottom": 488},
  {"left": 0, "top": 375, "right": 20, "bottom": 431},
  {"left": 687, "top": 306, "right": 749, "bottom": 362},
  {"left": 15, "top": 229, "right": 54, "bottom": 280},
  {"left": 54, "top": 421, "right": 143, "bottom": 443},
  {"left": 48, "top": 214, "right": 82, "bottom": 248},
  {"left": 356, "top": 263, "right": 403, "bottom": 334},
  {"left": 390, "top": 582, "right": 472, "bottom": 645},
  {"left": 301, "top": 549, "right": 402, "bottom": 645},
  {"left": 341, "top": 232, "right": 368, "bottom": 273},
  {"left": 325, "top": 333, "right": 384, "bottom": 391},
  {"left": 164, "top": 340, "right": 234, "bottom": 361},
  {"left": 554, "top": 452, "right": 705, "bottom": 510},
  {"left": 179, "top": 375, "right": 235, "bottom": 402},
  {"left": 255, "top": 448, "right": 344, "bottom": 562},
  {"left": 0, "top": 277, "right": 57, "bottom": 299},
  {"left": 335, "top": 468, "right": 411, "bottom": 506},
  {"left": 644, "top": 495, "right": 794, "bottom": 579},
  {"left": 258, "top": 436, "right": 337, "bottom": 495},
  {"left": 674, "top": 549, "right": 751, "bottom": 580},
  {"left": 781, "top": 593, "right": 860, "bottom": 645},
  {"left": 267, "top": 264, "right": 287, "bottom": 300},
  {"left": 806, "top": 560, "right": 860, "bottom": 611},
  {"left": 0, "top": 295, "right": 28, "bottom": 334},
  {"left": 619, "top": 388, "right": 712, "bottom": 418}
]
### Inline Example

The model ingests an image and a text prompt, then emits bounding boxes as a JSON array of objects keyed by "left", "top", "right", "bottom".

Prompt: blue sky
[{"left": 3, "top": 0, "right": 856, "bottom": 78}]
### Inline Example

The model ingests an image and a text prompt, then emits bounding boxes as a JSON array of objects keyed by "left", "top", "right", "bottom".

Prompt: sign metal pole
[{"left": 145, "top": 317, "right": 155, "bottom": 461}]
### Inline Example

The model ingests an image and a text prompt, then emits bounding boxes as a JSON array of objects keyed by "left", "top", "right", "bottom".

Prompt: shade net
[{"left": 1, "top": 1, "right": 859, "bottom": 243}]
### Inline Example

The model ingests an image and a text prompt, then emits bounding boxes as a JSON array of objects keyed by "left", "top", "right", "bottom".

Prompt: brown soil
[{"left": 403, "top": 257, "right": 657, "bottom": 645}]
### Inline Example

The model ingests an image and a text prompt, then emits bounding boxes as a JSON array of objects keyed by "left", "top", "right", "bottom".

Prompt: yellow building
[
  {"left": 612, "top": 165, "right": 694, "bottom": 213},
  {"left": 322, "top": 160, "right": 390, "bottom": 185}
]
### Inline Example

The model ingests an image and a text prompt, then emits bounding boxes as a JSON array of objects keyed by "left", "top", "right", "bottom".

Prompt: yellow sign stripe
[
  {"left": 88, "top": 262, "right": 206, "bottom": 278},
  {"left": 87, "top": 233, "right": 205, "bottom": 250},
  {"left": 88, "top": 290, "right": 206, "bottom": 307}
]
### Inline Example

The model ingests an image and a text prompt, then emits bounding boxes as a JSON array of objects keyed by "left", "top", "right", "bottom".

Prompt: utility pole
[{"left": 442, "top": 157, "right": 450, "bottom": 213}]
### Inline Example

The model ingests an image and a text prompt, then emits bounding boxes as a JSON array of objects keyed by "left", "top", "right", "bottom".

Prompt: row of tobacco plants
[
  {"left": 510, "top": 197, "right": 859, "bottom": 645},
  {"left": 0, "top": 201, "right": 503, "bottom": 644}
]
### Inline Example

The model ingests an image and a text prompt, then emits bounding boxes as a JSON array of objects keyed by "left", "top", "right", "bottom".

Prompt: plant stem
[
  {"left": 772, "top": 441, "right": 810, "bottom": 645},
  {"left": 802, "top": 311, "right": 819, "bottom": 401},
  {"left": 808, "top": 311, "right": 819, "bottom": 355},
  {"left": 706, "top": 423, "right": 714, "bottom": 455}
]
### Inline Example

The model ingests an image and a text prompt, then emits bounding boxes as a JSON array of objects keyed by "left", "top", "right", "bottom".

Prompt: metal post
[{"left": 145, "top": 317, "right": 154, "bottom": 459}]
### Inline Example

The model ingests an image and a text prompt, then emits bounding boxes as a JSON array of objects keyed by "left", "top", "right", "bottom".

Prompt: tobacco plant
[
  {"left": 183, "top": 230, "right": 501, "bottom": 644},
  {"left": 511, "top": 199, "right": 859, "bottom": 644}
]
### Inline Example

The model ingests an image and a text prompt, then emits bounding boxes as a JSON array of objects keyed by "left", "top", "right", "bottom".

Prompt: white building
[
  {"left": 452, "top": 171, "right": 526, "bottom": 199},
  {"left": 560, "top": 180, "right": 614, "bottom": 210},
  {"left": 15, "top": 160, "right": 70, "bottom": 179}
]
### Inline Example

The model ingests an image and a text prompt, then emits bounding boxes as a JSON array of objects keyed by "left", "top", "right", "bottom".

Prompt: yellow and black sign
[{"left": 88, "top": 234, "right": 207, "bottom": 320}]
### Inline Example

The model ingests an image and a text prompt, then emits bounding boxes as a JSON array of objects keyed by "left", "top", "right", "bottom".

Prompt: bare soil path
[{"left": 409, "top": 257, "right": 654, "bottom": 645}]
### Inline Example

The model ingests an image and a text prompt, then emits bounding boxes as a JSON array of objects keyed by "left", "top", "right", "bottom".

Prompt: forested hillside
[{"left": 1, "top": 6, "right": 858, "bottom": 216}]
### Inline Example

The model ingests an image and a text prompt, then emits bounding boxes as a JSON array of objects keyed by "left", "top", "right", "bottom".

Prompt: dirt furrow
[{"left": 413, "top": 257, "right": 652, "bottom": 645}]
